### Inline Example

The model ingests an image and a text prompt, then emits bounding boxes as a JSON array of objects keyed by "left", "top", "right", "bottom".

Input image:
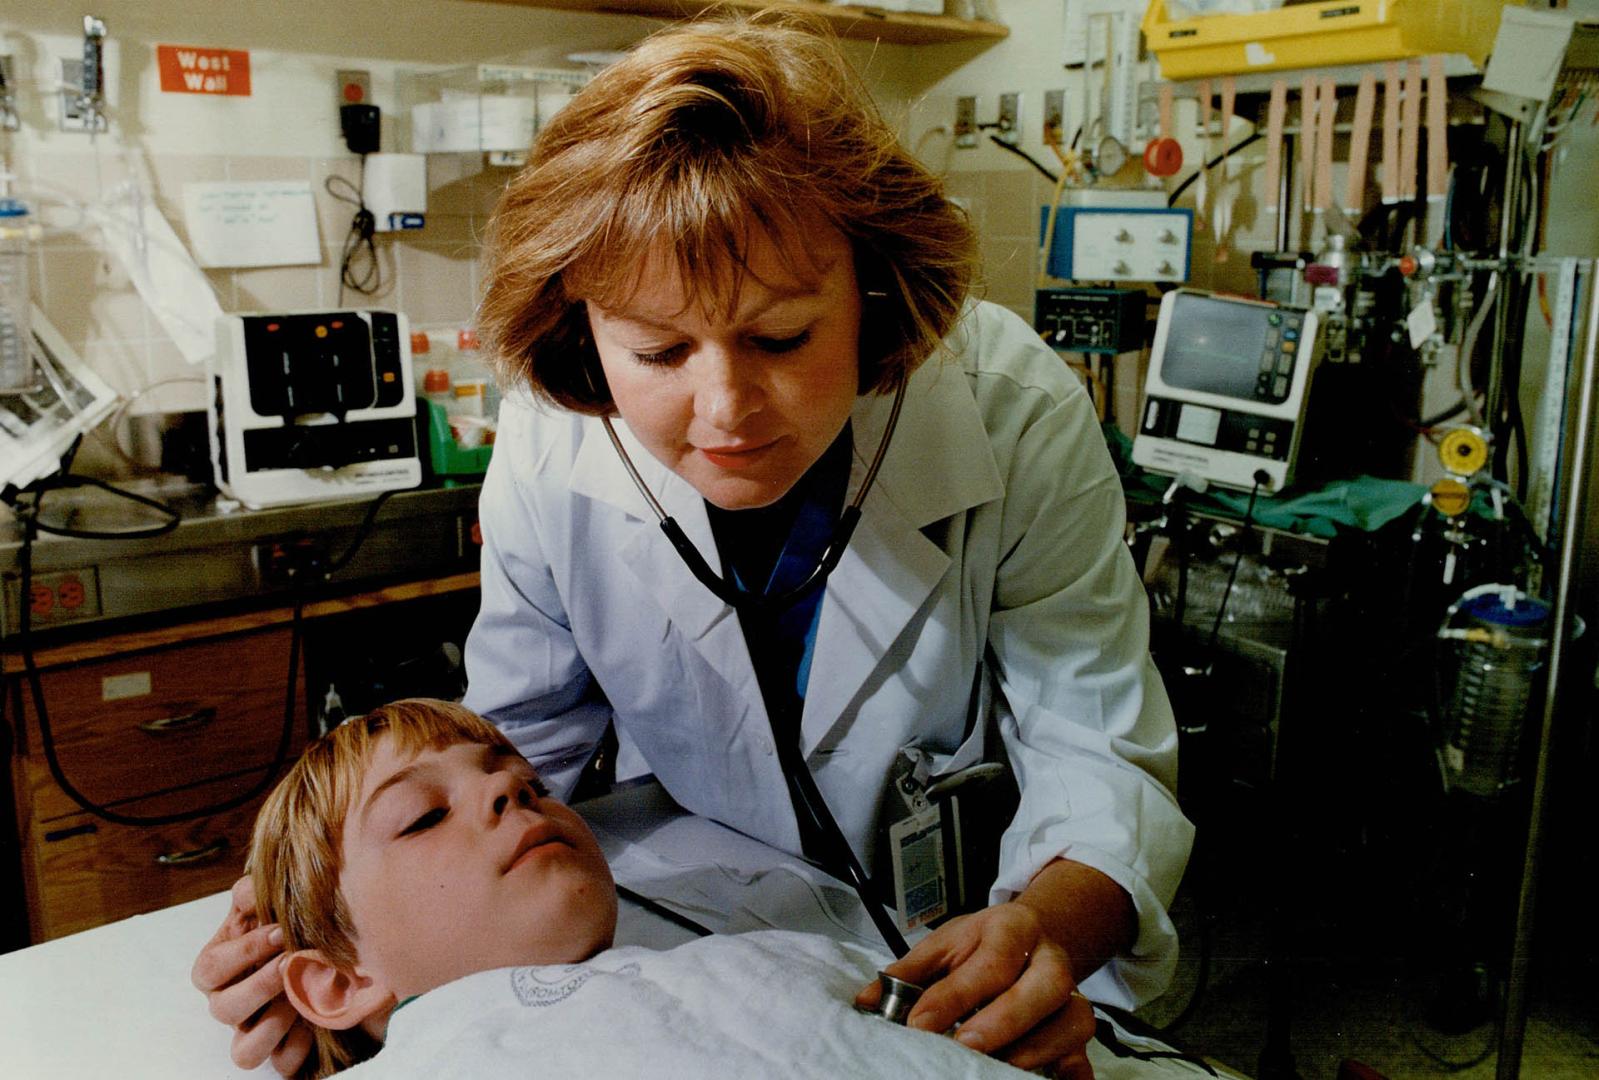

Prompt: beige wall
[{"left": 7, "top": 0, "right": 1273, "bottom": 466}]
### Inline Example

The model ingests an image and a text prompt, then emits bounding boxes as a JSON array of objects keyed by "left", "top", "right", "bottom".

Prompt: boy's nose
[{"left": 484, "top": 770, "right": 534, "bottom": 820}]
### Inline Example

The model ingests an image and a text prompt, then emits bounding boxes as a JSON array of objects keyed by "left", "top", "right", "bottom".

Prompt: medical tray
[{"left": 1141, "top": 0, "right": 1521, "bottom": 81}]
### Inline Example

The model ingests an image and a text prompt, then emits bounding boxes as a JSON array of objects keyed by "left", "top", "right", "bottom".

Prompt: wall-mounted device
[
  {"left": 58, "top": 16, "right": 110, "bottom": 134},
  {"left": 1, "top": 307, "right": 119, "bottom": 491},
  {"left": 1133, "top": 289, "right": 1322, "bottom": 493},
  {"left": 1039, "top": 205, "right": 1192, "bottom": 282},
  {"left": 206, "top": 309, "right": 422, "bottom": 509},
  {"left": 361, "top": 153, "right": 426, "bottom": 232},
  {"left": 1034, "top": 287, "right": 1145, "bottom": 354}
]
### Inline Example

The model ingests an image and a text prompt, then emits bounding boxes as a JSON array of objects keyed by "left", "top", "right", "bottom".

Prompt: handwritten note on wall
[{"left": 181, "top": 181, "right": 320, "bottom": 268}]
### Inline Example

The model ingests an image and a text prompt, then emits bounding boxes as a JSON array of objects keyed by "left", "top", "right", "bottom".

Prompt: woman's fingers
[
  {"left": 205, "top": 938, "right": 286, "bottom": 1027},
  {"left": 228, "top": 997, "right": 298, "bottom": 1072},
  {"left": 996, "top": 988, "right": 1097, "bottom": 1076},
  {"left": 267, "top": 1010, "right": 316, "bottom": 1078},
  {"left": 192, "top": 920, "right": 284, "bottom": 996},
  {"left": 946, "top": 943, "right": 1076, "bottom": 1054}
]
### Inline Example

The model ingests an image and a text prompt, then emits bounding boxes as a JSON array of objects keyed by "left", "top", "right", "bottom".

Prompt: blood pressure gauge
[{"left": 1094, "top": 134, "right": 1128, "bottom": 177}]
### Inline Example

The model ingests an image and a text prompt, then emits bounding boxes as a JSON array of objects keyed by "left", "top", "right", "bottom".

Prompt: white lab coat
[{"left": 464, "top": 301, "right": 1193, "bottom": 1008}]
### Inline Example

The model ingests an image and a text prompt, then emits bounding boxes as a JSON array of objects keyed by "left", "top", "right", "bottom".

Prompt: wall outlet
[
  {"left": 58, "top": 58, "right": 108, "bottom": 133},
  {"left": 997, "top": 92, "right": 1021, "bottom": 143},
  {"left": 336, "top": 68, "right": 371, "bottom": 108},
  {"left": 1043, "top": 89, "right": 1066, "bottom": 147},
  {"left": 954, "top": 95, "right": 977, "bottom": 148}
]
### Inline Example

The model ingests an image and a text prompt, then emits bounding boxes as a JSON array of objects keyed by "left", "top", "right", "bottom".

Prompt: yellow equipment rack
[{"left": 1142, "top": 0, "right": 1521, "bottom": 81}]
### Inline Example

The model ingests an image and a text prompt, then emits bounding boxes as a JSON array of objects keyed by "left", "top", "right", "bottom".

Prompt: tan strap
[
  {"left": 1264, "top": 79, "right": 1288, "bottom": 213},
  {"left": 1400, "top": 59, "right": 1423, "bottom": 201},
  {"left": 1315, "top": 78, "right": 1336, "bottom": 212},
  {"left": 1427, "top": 54, "right": 1449, "bottom": 199},
  {"left": 1346, "top": 71, "right": 1377, "bottom": 214}
]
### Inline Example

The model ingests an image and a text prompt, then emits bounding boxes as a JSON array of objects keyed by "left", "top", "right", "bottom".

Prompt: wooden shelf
[{"left": 480, "top": 1, "right": 1009, "bottom": 45}]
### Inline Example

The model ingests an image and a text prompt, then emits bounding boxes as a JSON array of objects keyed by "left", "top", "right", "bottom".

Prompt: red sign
[{"left": 157, "top": 45, "right": 251, "bottom": 96}]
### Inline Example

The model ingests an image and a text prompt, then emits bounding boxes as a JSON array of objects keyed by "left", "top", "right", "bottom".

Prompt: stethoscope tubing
[{"left": 600, "top": 378, "right": 912, "bottom": 956}]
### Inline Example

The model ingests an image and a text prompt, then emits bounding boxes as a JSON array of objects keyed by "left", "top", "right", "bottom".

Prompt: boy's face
[{"left": 339, "top": 738, "right": 617, "bottom": 999}]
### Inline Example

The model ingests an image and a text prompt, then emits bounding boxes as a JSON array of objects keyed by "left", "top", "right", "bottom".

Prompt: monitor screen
[{"left": 1158, "top": 293, "right": 1273, "bottom": 400}]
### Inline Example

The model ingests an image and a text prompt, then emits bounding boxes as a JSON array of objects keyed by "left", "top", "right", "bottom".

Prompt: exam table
[{"left": 0, "top": 782, "right": 1237, "bottom": 1078}]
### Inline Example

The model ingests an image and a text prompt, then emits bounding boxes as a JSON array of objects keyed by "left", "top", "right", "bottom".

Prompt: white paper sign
[{"left": 181, "top": 180, "right": 321, "bottom": 268}]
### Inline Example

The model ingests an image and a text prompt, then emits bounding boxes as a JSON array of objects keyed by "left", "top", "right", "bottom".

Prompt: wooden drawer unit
[
  {"left": 2, "top": 572, "right": 479, "bottom": 943},
  {"left": 17, "top": 769, "right": 271, "bottom": 941},
  {"left": 17, "top": 628, "right": 302, "bottom": 816},
  {"left": 8, "top": 625, "right": 307, "bottom": 941}
]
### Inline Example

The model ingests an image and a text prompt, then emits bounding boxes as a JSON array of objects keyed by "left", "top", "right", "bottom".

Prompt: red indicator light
[{"left": 266, "top": 322, "right": 280, "bottom": 332}]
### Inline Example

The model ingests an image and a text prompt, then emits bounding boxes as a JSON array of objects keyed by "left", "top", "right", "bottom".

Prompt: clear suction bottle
[{"left": 0, "top": 197, "right": 34, "bottom": 393}]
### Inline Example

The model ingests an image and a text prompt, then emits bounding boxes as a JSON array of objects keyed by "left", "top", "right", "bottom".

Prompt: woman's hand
[
  {"left": 190, "top": 876, "right": 313, "bottom": 1076},
  {"left": 854, "top": 901, "right": 1096, "bottom": 1078}
]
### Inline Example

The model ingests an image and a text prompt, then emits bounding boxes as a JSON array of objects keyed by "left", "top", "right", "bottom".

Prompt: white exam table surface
[{"left": 0, "top": 781, "right": 1241, "bottom": 1079}]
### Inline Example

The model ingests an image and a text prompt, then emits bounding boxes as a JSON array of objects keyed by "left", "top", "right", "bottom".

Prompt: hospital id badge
[{"left": 888, "top": 804, "right": 947, "bottom": 930}]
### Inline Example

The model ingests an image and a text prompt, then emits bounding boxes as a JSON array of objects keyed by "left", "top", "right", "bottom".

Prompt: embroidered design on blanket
[{"left": 510, "top": 963, "right": 640, "bottom": 1007}]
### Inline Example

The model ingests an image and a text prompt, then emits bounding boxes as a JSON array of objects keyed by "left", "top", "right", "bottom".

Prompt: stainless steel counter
[{"left": 0, "top": 478, "right": 482, "bottom": 639}]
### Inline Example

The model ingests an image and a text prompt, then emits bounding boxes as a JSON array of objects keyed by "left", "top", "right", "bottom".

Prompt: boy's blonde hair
[
  {"left": 477, "top": 13, "right": 977, "bottom": 414},
  {"left": 248, "top": 699, "right": 520, "bottom": 1078}
]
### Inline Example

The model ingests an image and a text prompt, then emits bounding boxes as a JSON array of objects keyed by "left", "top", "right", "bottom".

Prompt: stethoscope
[
  {"left": 599, "top": 378, "right": 906, "bottom": 613},
  {"left": 599, "top": 377, "right": 913, "bottom": 962}
]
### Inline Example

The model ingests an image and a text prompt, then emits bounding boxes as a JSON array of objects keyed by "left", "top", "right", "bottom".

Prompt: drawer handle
[
  {"left": 156, "top": 838, "right": 229, "bottom": 868},
  {"left": 138, "top": 707, "right": 217, "bottom": 735}
]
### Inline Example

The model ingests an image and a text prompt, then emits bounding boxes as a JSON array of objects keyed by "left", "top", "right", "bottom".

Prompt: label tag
[
  {"left": 1407, "top": 299, "right": 1438, "bottom": 349},
  {"left": 102, "top": 671, "right": 152, "bottom": 701},
  {"left": 157, "top": 45, "right": 252, "bottom": 96},
  {"left": 889, "top": 805, "right": 946, "bottom": 930}
]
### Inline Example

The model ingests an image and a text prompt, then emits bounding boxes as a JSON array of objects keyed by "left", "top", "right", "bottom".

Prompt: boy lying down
[{"left": 247, "top": 699, "right": 1206, "bottom": 1078}]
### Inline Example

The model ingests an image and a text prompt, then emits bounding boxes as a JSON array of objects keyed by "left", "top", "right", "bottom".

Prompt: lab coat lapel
[
  {"left": 568, "top": 417, "right": 764, "bottom": 714},
  {"left": 801, "top": 356, "right": 1004, "bottom": 755}
]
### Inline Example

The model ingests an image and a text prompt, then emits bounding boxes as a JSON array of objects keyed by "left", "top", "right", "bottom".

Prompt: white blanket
[{"left": 351, "top": 930, "right": 1214, "bottom": 1079}]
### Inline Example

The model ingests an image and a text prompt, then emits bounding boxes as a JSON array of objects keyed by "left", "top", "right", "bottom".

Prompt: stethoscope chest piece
[{"left": 855, "top": 971, "right": 925, "bottom": 1025}]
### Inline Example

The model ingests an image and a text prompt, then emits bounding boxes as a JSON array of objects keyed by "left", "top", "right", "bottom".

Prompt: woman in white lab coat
[{"left": 194, "top": 16, "right": 1190, "bottom": 1079}]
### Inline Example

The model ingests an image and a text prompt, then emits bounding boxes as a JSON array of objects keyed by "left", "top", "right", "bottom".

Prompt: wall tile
[
  {"left": 38, "top": 247, "right": 150, "bottom": 357},
  {"left": 234, "top": 263, "right": 323, "bottom": 314},
  {"left": 985, "top": 169, "right": 1039, "bottom": 238},
  {"left": 143, "top": 154, "right": 229, "bottom": 249},
  {"left": 225, "top": 156, "right": 313, "bottom": 183},
  {"left": 320, "top": 241, "right": 398, "bottom": 309},
  {"left": 395, "top": 241, "right": 478, "bottom": 327}
]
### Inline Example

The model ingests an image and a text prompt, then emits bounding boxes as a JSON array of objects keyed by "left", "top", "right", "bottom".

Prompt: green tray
[{"left": 424, "top": 399, "right": 493, "bottom": 477}]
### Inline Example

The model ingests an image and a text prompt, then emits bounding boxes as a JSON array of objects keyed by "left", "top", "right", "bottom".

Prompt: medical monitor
[{"left": 1133, "top": 289, "right": 1322, "bottom": 493}]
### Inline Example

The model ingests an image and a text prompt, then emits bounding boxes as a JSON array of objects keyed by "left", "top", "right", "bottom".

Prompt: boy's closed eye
[{"left": 399, "top": 807, "right": 447, "bottom": 837}]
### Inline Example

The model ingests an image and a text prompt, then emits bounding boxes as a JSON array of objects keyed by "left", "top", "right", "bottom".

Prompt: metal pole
[
  {"left": 1485, "top": 120, "right": 1522, "bottom": 429},
  {"left": 1496, "top": 261, "right": 1599, "bottom": 1080}
]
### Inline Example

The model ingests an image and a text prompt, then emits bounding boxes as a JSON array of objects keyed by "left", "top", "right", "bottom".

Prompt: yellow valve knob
[
  {"left": 1438, "top": 427, "right": 1489, "bottom": 478},
  {"left": 1430, "top": 478, "right": 1472, "bottom": 518}
]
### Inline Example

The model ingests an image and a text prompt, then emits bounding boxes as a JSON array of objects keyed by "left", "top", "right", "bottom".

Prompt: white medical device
[
  {"left": 0, "top": 307, "right": 118, "bottom": 492},
  {"left": 206, "top": 309, "right": 422, "bottom": 509},
  {"left": 1133, "top": 288, "right": 1323, "bottom": 493}
]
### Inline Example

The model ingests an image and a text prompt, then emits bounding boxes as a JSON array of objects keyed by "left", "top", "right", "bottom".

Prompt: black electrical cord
[
  {"left": 1166, "top": 132, "right": 1263, "bottom": 209},
  {"left": 326, "top": 164, "right": 380, "bottom": 307},
  {"left": 1203, "top": 472, "right": 1268, "bottom": 670},
  {"left": 986, "top": 133, "right": 1058, "bottom": 184},
  {"left": 3, "top": 458, "right": 302, "bottom": 827},
  {"left": 321, "top": 488, "right": 396, "bottom": 578}
]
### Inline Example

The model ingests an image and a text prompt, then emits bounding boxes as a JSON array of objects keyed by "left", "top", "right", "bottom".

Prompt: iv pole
[{"left": 1496, "top": 259, "right": 1599, "bottom": 1080}]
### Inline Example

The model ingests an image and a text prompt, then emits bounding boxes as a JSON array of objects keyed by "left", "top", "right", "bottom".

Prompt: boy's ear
[{"left": 282, "top": 950, "right": 394, "bottom": 1031}]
